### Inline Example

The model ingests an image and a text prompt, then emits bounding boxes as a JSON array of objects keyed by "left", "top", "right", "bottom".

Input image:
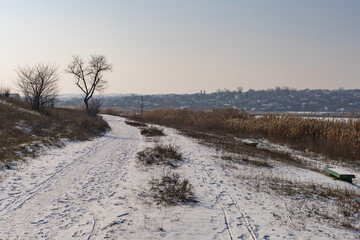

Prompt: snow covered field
[{"left": 0, "top": 115, "right": 359, "bottom": 239}]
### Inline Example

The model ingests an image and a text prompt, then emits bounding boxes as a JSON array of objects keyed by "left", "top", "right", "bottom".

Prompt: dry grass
[
  {"left": 150, "top": 170, "right": 195, "bottom": 205},
  {"left": 0, "top": 97, "right": 110, "bottom": 168},
  {"left": 101, "top": 108, "right": 131, "bottom": 118},
  {"left": 137, "top": 144, "right": 182, "bottom": 167},
  {"left": 181, "top": 129, "right": 315, "bottom": 172},
  {"left": 239, "top": 174, "right": 360, "bottom": 230},
  {"left": 100, "top": 107, "right": 120, "bottom": 116},
  {"left": 221, "top": 154, "right": 272, "bottom": 168},
  {"left": 124, "top": 120, "right": 148, "bottom": 127},
  {"left": 134, "top": 108, "right": 360, "bottom": 165},
  {"left": 140, "top": 126, "right": 165, "bottom": 137}
]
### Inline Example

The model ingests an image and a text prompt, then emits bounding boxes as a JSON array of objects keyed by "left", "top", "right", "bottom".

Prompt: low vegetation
[
  {"left": 0, "top": 97, "right": 110, "bottom": 168},
  {"left": 181, "top": 129, "right": 316, "bottom": 171},
  {"left": 140, "top": 126, "right": 165, "bottom": 137},
  {"left": 124, "top": 120, "right": 147, "bottom": 127},
  {"left": 137, "top": 144, "right": 182, "bottom": 167},
  {"left": 100, "top": 107, "right": 120, "bottom": 116},
  {"left": 239, "top": 174, "right": 360, "bottom": 230},
  {"left": 150, "top": 170, "right": 195, "bottom": 205},
  {"left": 133, "top": 108, "right": 360, "bottom": 165},
  {"left": 221, "top": 154, "right": 272, "bottom": 168},
  {"left": 0, "top": 86, "right": 10, "bottom": 97}
]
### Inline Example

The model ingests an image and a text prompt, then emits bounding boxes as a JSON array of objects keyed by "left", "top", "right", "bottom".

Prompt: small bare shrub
[
  {"left": 150, "top": 171, "right": 195, "bottom": 205},
  {"left": 137, "top": 144, "right": 182, "bottom": 167},
  {"left": 125, "top": 120, "right": 147, "bottom": 127},
  {"left": 88, "top": 98, "right": 101, "bottom": 116},
  {"left": 140, "top": 126, "right": 165, "bottom": 137}
]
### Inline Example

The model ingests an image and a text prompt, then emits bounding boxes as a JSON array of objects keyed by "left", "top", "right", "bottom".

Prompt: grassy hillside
[{"left": 0, "top": 97, "right": 110, "bottom": 168}]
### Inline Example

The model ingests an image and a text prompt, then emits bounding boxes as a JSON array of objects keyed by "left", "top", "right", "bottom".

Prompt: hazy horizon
[
  {"left": 1, "top": 1, "right": 359, "bottom": 95},
  {"left": 58, "top": 86, "right": 360, "bottom": 97}
]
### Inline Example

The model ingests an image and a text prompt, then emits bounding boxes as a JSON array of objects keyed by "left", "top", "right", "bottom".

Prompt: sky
[{"left": 0, "top": 0, "right": 359, "bottom": 95}]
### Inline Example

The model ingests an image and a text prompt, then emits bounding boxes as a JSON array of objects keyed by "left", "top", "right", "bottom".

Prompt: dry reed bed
[{"left": 136, "top": 108, "right": 360, "bottom": 164}]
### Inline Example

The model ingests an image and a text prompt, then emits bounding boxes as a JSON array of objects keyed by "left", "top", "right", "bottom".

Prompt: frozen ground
[{"left": 0, "top": 115, "right": 359, "bottom": 239}]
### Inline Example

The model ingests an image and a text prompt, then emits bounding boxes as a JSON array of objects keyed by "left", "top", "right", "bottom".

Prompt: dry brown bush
[
  {"left": 150, "top": 170, "right": 195, "bottom": 205},
  {"left": 124, "top": 120, "right": 147, "bottom": 127},
  {"left": 140, "top": 126, "right": 164, "bottom": 137},
  {"left": 137, "top": 144, "right": 182, "bottom": 167},
  {"left": 137, "top": 108, "right": 360, "bottom": 164}
]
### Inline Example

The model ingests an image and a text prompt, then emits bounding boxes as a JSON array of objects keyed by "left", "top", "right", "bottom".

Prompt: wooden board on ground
[
  {"left": 242, "top": 139, "right": 258, "bottom": 147},
  {"left": 325, "top": 168, "right": 355, "bottom": 183}
]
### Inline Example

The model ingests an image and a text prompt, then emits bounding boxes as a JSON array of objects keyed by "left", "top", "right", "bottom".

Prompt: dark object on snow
[
  {"left": 326, "top": 168, "right": 355, "bottom": 183},
  {"left": 242, "top": 139, "right": 258, "bottom": 147}
]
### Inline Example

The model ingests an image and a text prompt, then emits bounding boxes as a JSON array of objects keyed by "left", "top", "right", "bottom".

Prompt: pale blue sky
[{"left": 1, "top": 0, "right": 359, "bottom": 94}]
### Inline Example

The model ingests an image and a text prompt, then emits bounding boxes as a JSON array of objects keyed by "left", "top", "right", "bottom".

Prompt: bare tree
[
  {"left": 16, "top": 63, "right": 59, "bottom": 111},
  {"left": 66, "top": 55, "right": 112, "bottom": 114}
]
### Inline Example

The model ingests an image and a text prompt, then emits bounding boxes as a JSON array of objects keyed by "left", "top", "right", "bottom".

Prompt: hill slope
[{"left": 0, "top": 97, "right": 109, "bottom": 169}]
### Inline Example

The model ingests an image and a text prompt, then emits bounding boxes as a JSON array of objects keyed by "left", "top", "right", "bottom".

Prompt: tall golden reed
[{"left": 138, "top": 108, "right": 360, "bottom": 163}]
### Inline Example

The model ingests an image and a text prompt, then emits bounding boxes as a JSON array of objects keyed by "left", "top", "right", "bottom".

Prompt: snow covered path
[
  {"left": 0, "top": 115, "right": 358, "bottom": 239},
  {"left": 0, "top": 115, "right": 142, "bottom": 239}
]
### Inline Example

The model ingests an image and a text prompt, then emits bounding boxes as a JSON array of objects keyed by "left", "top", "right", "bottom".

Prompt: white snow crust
[{"left": 0, "top": 115, "right": 359, "bottom": 239}]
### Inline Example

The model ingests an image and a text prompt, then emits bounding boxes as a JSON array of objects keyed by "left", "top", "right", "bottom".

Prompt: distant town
[{"left": 57, "top": 88, "right": 360, "bottom": 113}]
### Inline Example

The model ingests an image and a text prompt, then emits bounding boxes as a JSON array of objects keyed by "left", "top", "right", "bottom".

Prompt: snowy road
[
  {"left": 0, "top": 115, "right": 358, "bottom": 239},
  {"left": 0, "top": 115, "right": 142, "bottom": 239}
]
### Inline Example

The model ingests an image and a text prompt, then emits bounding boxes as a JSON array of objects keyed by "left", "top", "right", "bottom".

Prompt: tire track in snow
[
  {"left": 85, "top": 136, "right": 136, "bottom": 239},
  {"left": 162, "top": 127, "right": 259, "bottom": 239},
  {"left": 224, "top": 189, "right": 257, "bottom": 240},
  {"left": 0, "top": 138, "right": 108, "bottom": 213},
  {"left": 193, "top": 166, "right": 234, "bottom": 239},
  {"left": 0, "top": 116, "right": 142, "bottom": 239},
  {"left": 88, "top": 213, "right": 101, "bottom": 240},
  {"left": 220, "top": 202, "right": 234, "bottom": 240},
  {"left": 204, "top": 168, "right": 257, "bottom": 240},
  {"left": 190, "top": 155, "right": 257, "bottom": 240}
]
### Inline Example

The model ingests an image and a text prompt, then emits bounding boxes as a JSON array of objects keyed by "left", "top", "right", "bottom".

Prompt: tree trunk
[
  {"left": 84, "top": 99, "right": 89, "bottom": 113},
  {"left": 33, "top": 95, "right": 41, "bottom": 111}
]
